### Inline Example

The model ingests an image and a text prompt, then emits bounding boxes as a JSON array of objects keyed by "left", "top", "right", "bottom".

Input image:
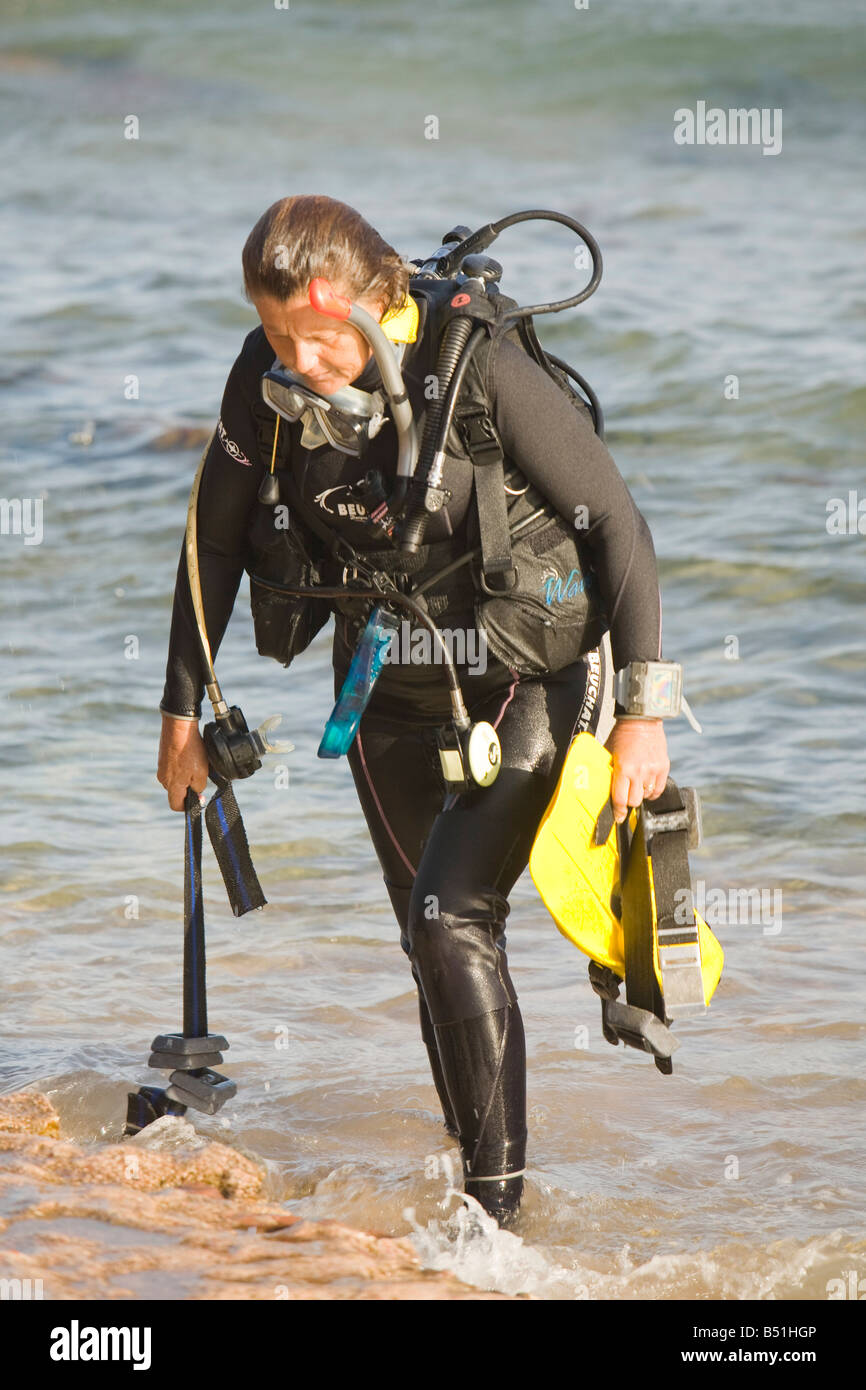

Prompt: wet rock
[
  {"left": 0, "top": 1094, "right": 508, "bottom": 1300},
  {"left": 0, "top": 1092, "right": 60, "bottom": 1138},
  {"left": 49, "top": 1139, "right": 264, "bottom": 1199}
]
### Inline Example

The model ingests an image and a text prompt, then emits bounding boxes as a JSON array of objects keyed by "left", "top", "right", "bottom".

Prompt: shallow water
[{"left": 1, "top": 0, "right": 865, "bottom": 1300}]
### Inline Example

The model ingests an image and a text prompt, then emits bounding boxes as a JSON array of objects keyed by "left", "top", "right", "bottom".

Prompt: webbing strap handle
[
  {"left": 643, "top": 781, "right": 705, "bottom": 1018},
  {"left": 204, "top": 780, "right": 266, "bottom": 918},
  {"left": 619, "top": 815, "right": 666, "bottom": 1023},
  {"left": 456, "top": 403, "right": 517, "bottom": 591}
]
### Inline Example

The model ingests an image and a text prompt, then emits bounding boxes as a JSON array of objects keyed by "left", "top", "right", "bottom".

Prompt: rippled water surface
[{"left": 1, "top": 0, "right": 864, "bottom": 1299}]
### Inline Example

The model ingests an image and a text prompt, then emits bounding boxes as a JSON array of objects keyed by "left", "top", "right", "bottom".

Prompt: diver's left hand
[{"left": 604, "top": 719, "right": 670, "bottom": 824}]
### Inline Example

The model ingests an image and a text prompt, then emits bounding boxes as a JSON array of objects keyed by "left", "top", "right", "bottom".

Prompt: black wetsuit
[{"left": 162, "top": 297, "right": 661, "bottom": 1222}]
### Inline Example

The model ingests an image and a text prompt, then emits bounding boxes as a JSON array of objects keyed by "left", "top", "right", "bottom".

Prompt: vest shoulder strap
[{"left": 452, "top": 333, "right": 519, "bottom": 593}]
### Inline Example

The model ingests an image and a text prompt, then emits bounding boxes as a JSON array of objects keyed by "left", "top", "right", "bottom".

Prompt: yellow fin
[{"left": 529, "top": 733, "right": 723, "bottom": 1003}]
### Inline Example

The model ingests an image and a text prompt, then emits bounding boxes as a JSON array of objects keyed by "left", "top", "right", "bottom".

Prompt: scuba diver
[{"left": 157, "top": 194, "right": 674, "bottom": 1229}]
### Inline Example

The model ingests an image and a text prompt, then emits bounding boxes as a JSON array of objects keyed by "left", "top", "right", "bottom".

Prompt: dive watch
[{"left": 613, "top": 660, "right": 702, "bottom": 732}]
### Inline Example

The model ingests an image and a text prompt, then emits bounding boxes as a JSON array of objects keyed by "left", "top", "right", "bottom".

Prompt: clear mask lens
[
  {"left": 261, "top": 375, "right": 308, "bottom": 422},
  {"left": 261, "top": 364, "right": 387, "bottom": 457},
  {"left": 318, "top": 411, "right": 364, "bottom": 453}
]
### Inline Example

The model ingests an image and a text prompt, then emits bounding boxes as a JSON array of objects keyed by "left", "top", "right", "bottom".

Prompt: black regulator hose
[
  {"left": 399, "top": 323, "right": 489, "bottom": 559},
  {"left": 435, "top": 208, "right": 603, "bottom": 317},
  {"left": 544, "top": 352, "right": 606, "bottom": 441},
  {"left": 399, "top": 314, "right": 475, "bottom": 554}
]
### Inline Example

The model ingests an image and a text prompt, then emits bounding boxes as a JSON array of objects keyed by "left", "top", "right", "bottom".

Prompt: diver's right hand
[{"left": 157, "top": 714, "right": 209, "bottom": 811}]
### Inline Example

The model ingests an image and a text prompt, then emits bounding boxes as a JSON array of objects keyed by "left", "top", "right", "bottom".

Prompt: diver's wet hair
[{"left": 242, "top": 195, "right": 409, "bottom": 314}]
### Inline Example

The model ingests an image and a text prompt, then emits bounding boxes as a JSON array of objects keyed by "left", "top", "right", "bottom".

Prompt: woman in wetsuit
[{"left": 157, "top": 195, "right": 670, "bottom": 1227}]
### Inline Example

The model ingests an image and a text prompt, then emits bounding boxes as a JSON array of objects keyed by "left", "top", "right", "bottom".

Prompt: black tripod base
[
  {"left": 125, "top": 1032, "right": 236, "bottom": 1133},
  {"left": 124, "top": 1085, "right": 188, "bottom": 1137},
  {"left": 148, "top": 1031, "right": 237, "bottom": 1116},
  {"left": 165, "top": 1069, "right": 237, "bottom": 1115},
  {"left": 124, "top": 782, "right": 251, "bottom": 1135},
  {"left": 147, "top": 1032, "right": 228, "bottom": 1071}
]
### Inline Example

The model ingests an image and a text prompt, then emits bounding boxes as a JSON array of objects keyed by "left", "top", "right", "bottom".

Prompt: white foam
[
  {"left": 405, "top": 1191, "right": 589, "bottom": 1299},
  {"left": 405, "top": 1192, "right": 861, "bottom": 1300}
]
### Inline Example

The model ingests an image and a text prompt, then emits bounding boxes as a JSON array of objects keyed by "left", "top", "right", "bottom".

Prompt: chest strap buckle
[{"left": 456, "top": 404, "right": 504, "bottom": 466}]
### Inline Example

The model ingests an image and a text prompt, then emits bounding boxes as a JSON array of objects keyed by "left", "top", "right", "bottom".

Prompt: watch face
[
  {"left": 647, "top": 666, "right": 676, "bottom": 714},
  {"left": 642, "top": 662, "right": 683, "bottom": 716}
]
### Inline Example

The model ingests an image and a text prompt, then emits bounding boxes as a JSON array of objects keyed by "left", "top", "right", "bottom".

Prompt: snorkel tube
[
  {"left": 307, "top": 277, "right": 418, "bottom": 516},
  {"left": 306, "top": 211, "right": 602, "bottom": 552}
]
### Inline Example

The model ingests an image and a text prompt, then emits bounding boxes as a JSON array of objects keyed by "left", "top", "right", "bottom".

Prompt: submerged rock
[
  {"left": 0, "top": 1093, "right": 507, "bottom": 1300},
  {"left": 147, "top": 425, "right": 213, "bottom": 451}
]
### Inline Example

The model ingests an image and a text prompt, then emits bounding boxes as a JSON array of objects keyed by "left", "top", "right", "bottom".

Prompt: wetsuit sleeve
[
  {"left": 489, "top": 337, "right": 662, "bottom": 670},
  {"left": 160, "top": 339, "right": 266, "bottom": 718}
]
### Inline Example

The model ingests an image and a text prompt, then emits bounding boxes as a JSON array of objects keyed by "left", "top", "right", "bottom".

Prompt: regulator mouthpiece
[{"left": 254, "top": 714, "right": 294, "bottom": 755}]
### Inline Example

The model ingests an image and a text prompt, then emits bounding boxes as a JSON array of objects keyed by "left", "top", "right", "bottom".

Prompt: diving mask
[{"left": 261, "top": 357, "right": 401, "bottom": 456}]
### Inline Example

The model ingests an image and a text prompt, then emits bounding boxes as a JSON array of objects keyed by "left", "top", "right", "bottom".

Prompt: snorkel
[
  {"left": 308, "top": 213, "right": 603, "bottom": 558},
  {"left": 307, "top": 277, "right": 419, "bottom": 517}
]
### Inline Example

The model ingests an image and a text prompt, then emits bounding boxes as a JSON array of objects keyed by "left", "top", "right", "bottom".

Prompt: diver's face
[{"left": 251, "top": 287, "right": 382, "bottom": 394}]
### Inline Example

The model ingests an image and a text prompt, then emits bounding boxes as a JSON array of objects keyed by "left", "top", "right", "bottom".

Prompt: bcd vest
[{"left": 244, "top": 278, "right": 609, "bottom": 678}]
